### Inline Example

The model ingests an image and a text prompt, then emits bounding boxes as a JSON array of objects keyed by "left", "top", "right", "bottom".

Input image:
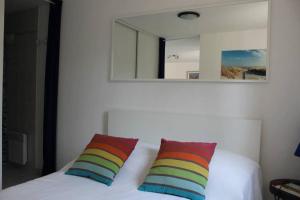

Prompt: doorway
[{"left": 2, "top": 0, "right": 50, "bottom": 188}]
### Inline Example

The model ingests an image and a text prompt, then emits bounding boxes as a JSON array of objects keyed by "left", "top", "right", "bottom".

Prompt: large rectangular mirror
[{"left": 111, "top": 0, "right": 269, "bottom": 82}]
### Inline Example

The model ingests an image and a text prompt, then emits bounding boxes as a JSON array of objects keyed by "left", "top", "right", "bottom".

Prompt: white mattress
[{"left": 0, "top": 142, "right": 262, "bottom": 200}]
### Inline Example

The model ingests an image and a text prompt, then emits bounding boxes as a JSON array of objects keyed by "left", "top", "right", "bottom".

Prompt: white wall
[
  {"left": 57, "top": 0, "right": 300, "bottom": 199},
  {"left": 165, "top": 62, "right": 199, "bottom": 79},
  {"left": 200, "top": 29, "right": 267, "bottom": 80},
  {"left": 165, "top": 37, "right": 200, "bottom": 79},
  {"left": 0, "top": 0, "right": 3, "bottom": 189}
]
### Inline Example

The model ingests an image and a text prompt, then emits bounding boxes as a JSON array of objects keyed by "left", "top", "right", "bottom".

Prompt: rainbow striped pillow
[
  {"left": 65, "top": 134, "right": 138, "bottom": 186},
  {"left": 138, "top": 139, "right": 217, "bottom": 200}
]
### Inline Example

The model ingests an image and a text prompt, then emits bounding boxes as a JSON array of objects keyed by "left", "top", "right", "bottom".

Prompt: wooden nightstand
[{"left": 270, "top": 179, "right": 300, "bottom": 200}]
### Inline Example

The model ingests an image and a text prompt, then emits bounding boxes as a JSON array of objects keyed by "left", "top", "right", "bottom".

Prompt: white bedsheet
[{"left": 0, "top": 143, "right": 262, "bottom": 200}]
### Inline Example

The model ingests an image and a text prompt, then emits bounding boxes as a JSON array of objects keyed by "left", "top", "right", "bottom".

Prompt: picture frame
[
  {"left": 187, "top": 71, "right": 200, "bottom": 80},
  {"left": 221, "top": 49, "right": 267, "bottom": 80}
]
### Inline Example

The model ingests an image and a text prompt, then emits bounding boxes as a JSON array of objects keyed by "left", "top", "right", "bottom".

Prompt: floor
[{"left": 2, "top": 163, "right": 41, "bottom": 189}]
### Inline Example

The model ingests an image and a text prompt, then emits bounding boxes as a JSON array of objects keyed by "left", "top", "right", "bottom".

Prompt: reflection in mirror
[
  {"left": 165, "top": 37, "right": 200, "bottom": 79},
  {"left": 111, "top": 0, "right": 269, "bottom": 81}
]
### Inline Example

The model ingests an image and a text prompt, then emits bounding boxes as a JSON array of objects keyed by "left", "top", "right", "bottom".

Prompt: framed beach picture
[
  {"left": 187, "top": 71, "right": 200, "bottom": 80},
  {"left": 221, "top": 49, "right": 267, "bottom": 80}
]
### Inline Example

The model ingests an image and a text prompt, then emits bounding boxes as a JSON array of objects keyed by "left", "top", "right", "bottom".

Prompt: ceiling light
[{"left": 177, "top": 11, "right": 200, "bottom": 20}]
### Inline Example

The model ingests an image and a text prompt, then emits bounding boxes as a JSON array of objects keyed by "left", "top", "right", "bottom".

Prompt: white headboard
[{"left": 108, "top": 109, "right": 262, "bottom": 162}]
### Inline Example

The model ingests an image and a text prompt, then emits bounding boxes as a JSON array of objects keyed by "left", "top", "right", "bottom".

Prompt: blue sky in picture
[{"left": 222, "top": 49, "right": 267, "bottom": 68}]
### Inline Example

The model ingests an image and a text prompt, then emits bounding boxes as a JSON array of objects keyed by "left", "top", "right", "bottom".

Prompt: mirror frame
[{"left": 110, "top": 0, "right": 271, "bottom": 83}]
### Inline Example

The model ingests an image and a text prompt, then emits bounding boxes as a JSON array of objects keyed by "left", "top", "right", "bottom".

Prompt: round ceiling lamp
[{"left": 177, "top": 11, "right": 200, "bottom": 20}]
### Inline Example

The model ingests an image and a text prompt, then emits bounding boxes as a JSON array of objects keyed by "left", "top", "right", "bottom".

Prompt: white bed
[{"left": 0, "top": 110, "right": 263, "bottom": 200}]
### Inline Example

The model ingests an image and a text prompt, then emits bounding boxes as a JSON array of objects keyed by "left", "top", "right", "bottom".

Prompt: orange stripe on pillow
[
  {"left": 157, "top": 152, "right": 209, "bottom": 169},
  {"left": 86, "top": 143, "right": 128, "bottom": 161}
]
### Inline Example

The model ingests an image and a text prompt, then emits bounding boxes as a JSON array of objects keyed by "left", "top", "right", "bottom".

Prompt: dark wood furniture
[{"left": 270, "top": 179, "right": 300, "bottom": 200}]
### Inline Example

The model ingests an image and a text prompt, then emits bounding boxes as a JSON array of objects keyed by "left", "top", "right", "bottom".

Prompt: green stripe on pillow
[
  {"left": 149, "top": 166, "right": 207, "bottom": 187},
  {"left": 77, "top": 154, "right": 120, "bottom": 174}
]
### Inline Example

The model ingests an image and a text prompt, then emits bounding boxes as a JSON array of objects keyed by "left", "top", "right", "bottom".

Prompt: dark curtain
[
  {"left": 158, "top": 37, "right": 165, "bottom": 79},
  {"left": 42, "top": 0, "right": 63, "bottom": 176}
]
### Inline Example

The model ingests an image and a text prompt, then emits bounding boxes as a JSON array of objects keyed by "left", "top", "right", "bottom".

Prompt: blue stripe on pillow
[
  {"left": 143, "top": 175, "right": 205, "bottom": 194},
  {"left": 66, "top": 169, "right": 113, "bottom": 186},
  {"left": 138, "top": 183, "right": 205, "bottom": 200},
  {"left": 71, "top": 162, "right": 115, "bottom": 179}
]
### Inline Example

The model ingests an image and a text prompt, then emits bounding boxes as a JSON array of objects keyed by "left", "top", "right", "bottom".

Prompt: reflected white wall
[{"left": 200, "top": 29, "right": 267, "bottom": 80}]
